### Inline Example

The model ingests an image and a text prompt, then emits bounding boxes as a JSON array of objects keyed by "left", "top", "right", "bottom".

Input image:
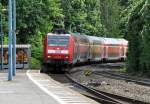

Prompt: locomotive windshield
[{"left": 48, "top": 36, "right": 69, "bottom": 47}]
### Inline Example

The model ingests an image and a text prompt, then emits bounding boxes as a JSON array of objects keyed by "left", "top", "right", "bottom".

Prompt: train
[{"left": 41, "top": 32, "right": 128, "bottom": 72}]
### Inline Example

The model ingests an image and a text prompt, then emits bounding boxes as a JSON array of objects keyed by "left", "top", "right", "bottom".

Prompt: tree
[
  {"left": 83, "top": 0, "right": 103, "bottom": 36},
  {"left": 140, "top": 0, "right": 150, "bottom": 75},
  {"left": 100, "top": 0, "right": 121, "bottom": 37},
  {"left": 16, "top": 0, "right": 64, "bottom": 67},
  {"left": 16, "top": 0, "right": 63, "bottom": 43},
  {"left": 61, "top": 0, "right": 104, "bottom": 35},
  {"left": 126, "top": 0, "right": 145, "bottom": 73},
  {"left": 61, "top": 0, "right": 87, "bottom": 33}
]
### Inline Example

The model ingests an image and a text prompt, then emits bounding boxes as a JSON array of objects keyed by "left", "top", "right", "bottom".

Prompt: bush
[{"left": 30, "top": 57, "right": 41, "bottom": 69}]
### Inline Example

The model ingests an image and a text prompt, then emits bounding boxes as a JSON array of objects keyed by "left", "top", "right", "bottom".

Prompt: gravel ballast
[{"left": 70, "top": 66, "right": 150, "bottom": 103}]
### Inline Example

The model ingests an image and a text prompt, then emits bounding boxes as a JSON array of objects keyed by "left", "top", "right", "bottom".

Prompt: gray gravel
[{"left": 70, "top": 66, "right": 150, "bottom": 103}]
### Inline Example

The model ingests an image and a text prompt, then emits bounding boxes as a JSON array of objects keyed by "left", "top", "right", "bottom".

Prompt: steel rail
[
  {"left": 91, "top": 87, "right": 150, "bottom": 104},
  {"left": 94, "top": 71, "right": 150, "bottom": 86},
  {"left": 66, "top": 73, "right": 150, "bottom": 104},
  {"left": 66, "top": 73, "right": 126, "bottom": 104}
]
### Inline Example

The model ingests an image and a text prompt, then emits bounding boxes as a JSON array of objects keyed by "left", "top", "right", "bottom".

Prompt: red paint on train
[{"left": 42, "top": 32, "right": 128, "bottom": 72}]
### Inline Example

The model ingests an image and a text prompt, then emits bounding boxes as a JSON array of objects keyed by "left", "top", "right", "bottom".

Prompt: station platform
[{"left": 0, "top": 70, "right": 99, "bottom": 104}]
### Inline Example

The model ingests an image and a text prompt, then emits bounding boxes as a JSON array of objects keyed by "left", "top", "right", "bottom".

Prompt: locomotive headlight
[
  {"left": 65, "top": 56, "right": 69, "bottom": 59},
  {"left": 48, "top": 56, "right": 51, "bottom": 58},
  {"left": 61, "top": 50, "right": 69, "bottom": 54}
]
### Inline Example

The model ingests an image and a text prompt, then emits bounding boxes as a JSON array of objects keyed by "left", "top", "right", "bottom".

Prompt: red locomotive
[
  {"left": 42, "top": 32, "right": 128, "bottom": 72},
  {"left": 43, "top": 33, "right": 75, "bottom": 65}
]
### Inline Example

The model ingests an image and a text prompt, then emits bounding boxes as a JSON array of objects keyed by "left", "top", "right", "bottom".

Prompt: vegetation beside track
[{"left": 0, "top": 0, "right": 150, "bottom": 76}]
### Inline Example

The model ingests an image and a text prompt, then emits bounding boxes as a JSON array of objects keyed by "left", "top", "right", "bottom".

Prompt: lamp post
[
  {"left": 12, "top": 0, "right": 16, "bottom": 76},
  {"left": 8, "top": 0, "right": 13, "bottom": 80},
  {"left": 8, "top": 0, "right": 16, "bottom": 80},
  {"left": 0, "top": 11, "right": 3, "bottom": 70}
]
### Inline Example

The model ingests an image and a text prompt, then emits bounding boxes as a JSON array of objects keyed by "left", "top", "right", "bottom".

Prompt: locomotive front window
[{"left": 48, "top": 36, "right": 69, "bottom": 47}]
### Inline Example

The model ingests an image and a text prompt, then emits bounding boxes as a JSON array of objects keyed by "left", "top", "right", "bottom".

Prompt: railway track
[
  {"left": 48, "top": 62, "right": 150, "bottom": 104},
  {"left": 69, "top": 62, "right": 125, "bottom": 73},
  {"left": 93, "top": 71, "right": 150, "bottom": 86},
  {"left": 88, "top": 62, "right": 150, "bottom": 86},
  {"left": 92, "top": 62, "right": 125, "bottom": 69},
  {"left": 65, "top": 73, "right": 149, "bottom": 104},
  {"left": 49, "top": 73, "right": 121, "bottom": 104}
]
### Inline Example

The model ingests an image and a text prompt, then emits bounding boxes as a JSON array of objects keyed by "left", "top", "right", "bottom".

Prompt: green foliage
[
  {"left": 126, "top": 0, "right": 150, "bottom": 76},
  {"left": 100, "top": 0, "right": 121, "bottom": 37},
  {"left": 140, "top": 0, "right": 150, "bottom": 75},
  {"left": 119, "top": 0, "right": 144, "bottom": 37},
  {"left": 31, "top": 57, "right": 41, "bottom": 69},
  {"left": 15, "top": 0, "right": 64, "bottom": 67},
  {"left": 126, "top": 0, "right": 145, "bottom": 73},
  {"left": 83, "top": 0, "right": 102, "bottom": 36},
  {"left": 28, "top": 32, "right": 43, "bottom": 61},
  {"left": 1, "top": 0, "right": 150, "bottom": 74},
  {"left": 61, "top": 0, "right": 87, "bottom": 32},
  {"left": 0, "top": 3, "right": 2, "bottom": 13},
  {"left": 61, "top": 0, "right": 103, "bottom": 36},
  {"left": 16, "top": 0, "right": 63, "bottom": 43}
]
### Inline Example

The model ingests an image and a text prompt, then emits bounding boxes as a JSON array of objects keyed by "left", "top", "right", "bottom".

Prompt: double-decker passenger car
[
  {"left": 87, "top": 36, "right": 105, "bottom": 61},
  {"left": 42, "top": 32, "right": 128, "bottom": 72},
  {"left": 104, "top": 38, "right": 124, "bottom": 60}
]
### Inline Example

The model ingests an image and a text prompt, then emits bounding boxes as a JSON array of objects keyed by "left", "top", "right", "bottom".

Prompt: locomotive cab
[{"left": 44, "top": 33, "right": 73, "bottom": 66}]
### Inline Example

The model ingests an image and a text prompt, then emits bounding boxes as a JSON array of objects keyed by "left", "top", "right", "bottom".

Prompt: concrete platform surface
[
  {"left": 0, "top": 70, "right": 99, "bottom": 104},
  {"left": 0, "top": 71, "right": 59, "bottom": 104}
]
